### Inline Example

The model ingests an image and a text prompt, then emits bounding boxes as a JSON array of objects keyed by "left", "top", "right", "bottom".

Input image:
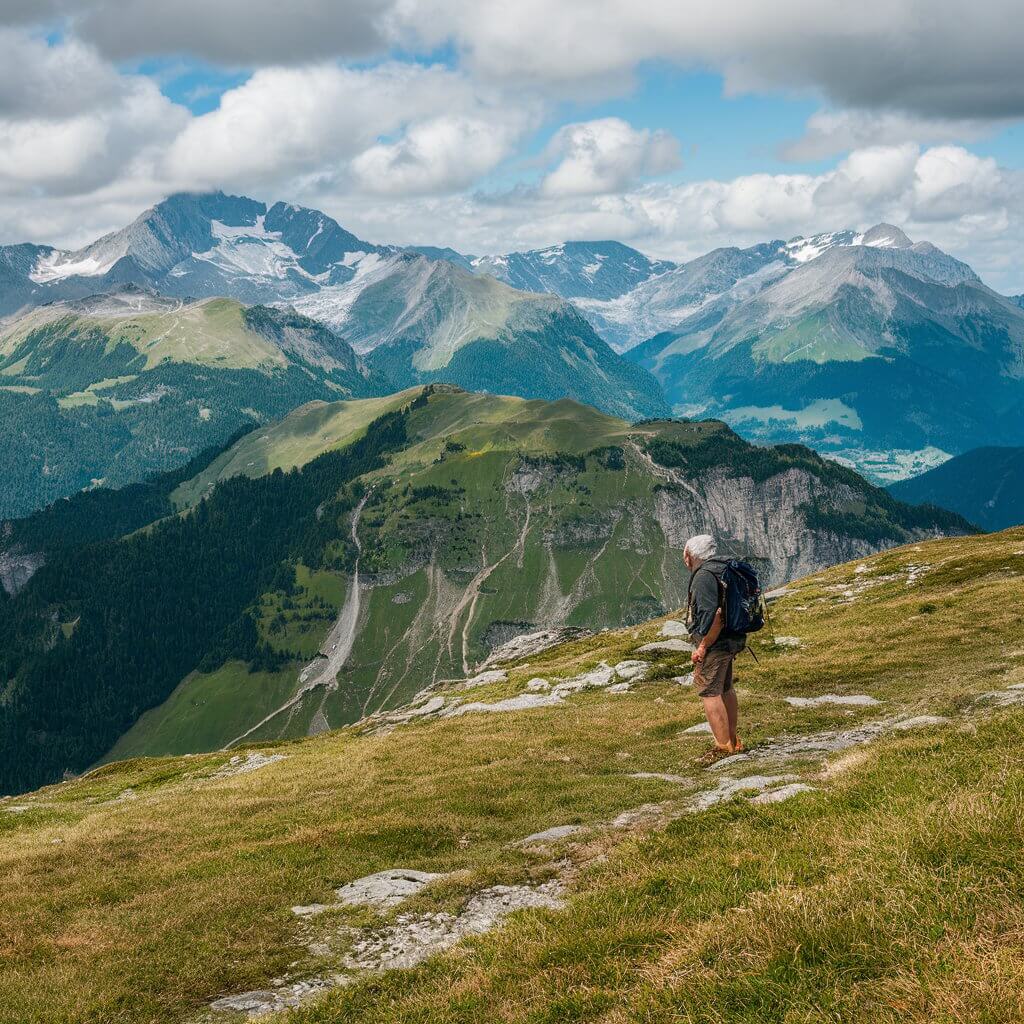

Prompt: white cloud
[
  {"left": 0, "top": 33, "right": 186, "bottom": 198},
  {"left": 14, "top": 2, "right": 1024, "bottom": 122},
  {"left": 306, "top": 142, "right": 1024, "bottom": 291},
  {"left": 397, "top": 0, "right": 1024, "bottom": 119},
  {"left": 351, "top": 115, "right": 526, "bottom": 195},
  {"left": 0, "top": 29, "right": 124, "bottom": 118},
  {"left": 164, "top": 63, "right": 514, "bottom": 190},
  {"left": 540, "top": 118, "right": 680, "bottom": 197},
  {"left": 782, "top": 109, "right": 1001, "bottom": 161},
  {"left": 2, "top": 1, "right": 391, "bottom": 65}
]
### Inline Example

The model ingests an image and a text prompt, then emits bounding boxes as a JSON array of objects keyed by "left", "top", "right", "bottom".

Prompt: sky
[{"left": 1, "top": 1, "right": 1023, "bottom": 291}]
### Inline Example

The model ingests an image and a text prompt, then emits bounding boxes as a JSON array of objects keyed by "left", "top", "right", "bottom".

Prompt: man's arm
[{"left": 692, "top": 607, "right": 723, "bottom": 664}]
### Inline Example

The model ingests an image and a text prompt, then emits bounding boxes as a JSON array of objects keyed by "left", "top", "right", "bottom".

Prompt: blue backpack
[{"left": 705, "top": 558, "right": 766, "bottom": 635}]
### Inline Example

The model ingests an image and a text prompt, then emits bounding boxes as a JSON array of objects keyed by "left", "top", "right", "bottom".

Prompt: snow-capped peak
[
  {"left": 858, "top": 223, "right": 914, "bottom": 249},
  {"left": 781, "top": 230, "right": 859, "bottom": 263},
  {"left": 781, "top": 223, "right": 914, "bottom": 264}
]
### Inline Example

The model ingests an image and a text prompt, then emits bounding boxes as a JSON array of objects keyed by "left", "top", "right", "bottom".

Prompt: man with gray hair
[{"left": 684, "top": 533, "right": 745, "bottom": 765}]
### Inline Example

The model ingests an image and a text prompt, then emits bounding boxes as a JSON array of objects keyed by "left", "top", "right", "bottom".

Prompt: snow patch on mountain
[
  {"left": 288, "top": 252, "right": 401, "bottom": 340},
  {"left": 782, "top": 231, "right": 859, "bottom": 264},
  {"left": 30, "top": 249, "right": 121, "bottom": 284},
  {"left": 192, "top": 217, "right": 301, "bottom": 282}
]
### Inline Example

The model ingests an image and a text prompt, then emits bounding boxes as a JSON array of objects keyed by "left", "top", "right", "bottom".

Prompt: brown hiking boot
[{"left": 695, "top": 745, "right": 734, "bottom": 767}]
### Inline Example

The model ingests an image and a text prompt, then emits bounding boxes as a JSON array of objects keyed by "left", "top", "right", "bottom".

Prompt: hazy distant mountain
[
  {"left": 291, "top": 254, "right": 668, "bottom": 421},
  {"left": 7, "top": 198, "right": 1024, "bottom": 486},
  {"left": 571, "top": 225, "right": 914, "bottom": 351},
  {"left": 626, "top": 226, "right": 1024, "bottom": 465},
  {"left": 889, "top": 446, "right": 1024, "bottom": 531},
  {"left": 469, "top": 241, "right": 674, "bottom": 301}
]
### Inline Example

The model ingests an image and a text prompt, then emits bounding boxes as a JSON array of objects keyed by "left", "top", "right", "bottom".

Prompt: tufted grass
[{"left": 0, "top": 527, "right": 1022, "bottom": 1023}]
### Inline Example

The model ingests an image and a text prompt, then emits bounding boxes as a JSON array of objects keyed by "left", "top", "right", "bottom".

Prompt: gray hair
[{"left": 684, "top": 534, "right": 717, "bottom": 565}]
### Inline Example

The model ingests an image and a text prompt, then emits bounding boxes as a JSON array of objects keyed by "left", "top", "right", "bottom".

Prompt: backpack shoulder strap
[{"left": 692, "top": 561, "right": 726, "bottom": 612}]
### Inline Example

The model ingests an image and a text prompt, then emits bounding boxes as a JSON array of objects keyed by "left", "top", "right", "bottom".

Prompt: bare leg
[
  {"left": 701, "top": 696, "right": 732, "bottom": 749},
  {"left": 723, "top": 688, "right": 739, "bottom": 747}
]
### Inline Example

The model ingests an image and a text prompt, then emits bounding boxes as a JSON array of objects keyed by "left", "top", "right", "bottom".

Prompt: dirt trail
[{"left": 224, "top": 490, "right": 372, "bottom": 748}]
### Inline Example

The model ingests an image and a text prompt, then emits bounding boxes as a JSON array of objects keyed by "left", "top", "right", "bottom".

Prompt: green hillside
[
  {"left": 890, "top": 446, "right": 1024, "bottom": 531},
  {"left": 2, "top": 528, "right": 1023, "bottom": 1023},
  {"left": 0, "top": 292, "right": 386, "bottom": 518},
  {"left": 1, "top": 387, "right": 969, "bottom": 794}
]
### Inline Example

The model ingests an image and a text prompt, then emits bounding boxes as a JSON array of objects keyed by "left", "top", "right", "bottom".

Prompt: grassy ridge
[
  {"left": 1, "top": 528, "right": 1022, "bottom": 1022},
  {"left": 38, "top": 386, "right": 970, "bottom": 765},
  {"left": 0, "top": 300, "right": 385, "bottom": 518}
]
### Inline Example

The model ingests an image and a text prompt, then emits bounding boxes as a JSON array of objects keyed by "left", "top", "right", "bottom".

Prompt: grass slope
[
  {"left": 0, "top": 296, "right": 385, "bottom": 518},
  {"left": 98, "top": 387, "right": 968, "bottom": 759},
  {"left": 1, "top": 528, "right": 1023, "bottom": 1023}
]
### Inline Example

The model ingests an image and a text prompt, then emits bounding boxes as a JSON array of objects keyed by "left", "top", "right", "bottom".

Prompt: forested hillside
[
  {"left": 0, "top": 293, "right": 385, "bottom": 517},
  {"left": 889, "top": 446, "right": 1024, "bottom": 531},
  {"left": 0, "top": 394, "right": 421, "bottom": 795}
]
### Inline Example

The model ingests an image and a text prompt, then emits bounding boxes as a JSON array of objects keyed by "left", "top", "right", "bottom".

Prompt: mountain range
[
  {"left": 0, "top": 193, "right": 666, "bottom": 423},
  {"left": 3, "top": 190, "right": 1024, "bottom": 505},
  {"left": 0, "top": 385, "right": 969, "bottom": 794}
]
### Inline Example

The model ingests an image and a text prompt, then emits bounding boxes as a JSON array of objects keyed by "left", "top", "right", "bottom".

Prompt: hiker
[{"left": 684, "top": 534, "right": 747, "bottom": 765}]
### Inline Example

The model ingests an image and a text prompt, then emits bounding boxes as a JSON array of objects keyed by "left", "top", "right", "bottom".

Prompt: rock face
[
  {"left": 0, "top": 548, "right": 44, "bottom": 596},
  {"left": 483, "top": 628, "right": 593, "bottom": 666},
  {"left": 653, "top": 467, "right": 928, "bottom": 586},
  {"left": 341, "top": 882, "right": 565, "bottom": 973}
]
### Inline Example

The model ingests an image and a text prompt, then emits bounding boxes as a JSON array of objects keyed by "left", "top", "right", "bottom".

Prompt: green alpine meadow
[
  {"left": 0, "top": 386, "right": 969, "bottom": 794},
  {"left": 4, "top": 7, "right": 1024, "bottom": 1018},
  {"left": 2, "top": 526, "right": 1023, "bottom": 1023}
]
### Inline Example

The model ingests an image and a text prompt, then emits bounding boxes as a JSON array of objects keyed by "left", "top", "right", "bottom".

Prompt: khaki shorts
[{"left": 695, "top": 645, "right": 740, "bottom": 698}]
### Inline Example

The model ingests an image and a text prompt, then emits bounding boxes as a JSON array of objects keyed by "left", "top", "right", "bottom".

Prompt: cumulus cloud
[
  {"left": 305, "top": 142, "right": 1024, "bottom": 291},
  {"left": 398, "top": 0, "right": 1024, "bottom": 120},
  {"left": 0, "top": 30, "right": 124, "bottom": 118},
  {"left": 540, "top": 118, "right": 680, "bottom": 197},
  {"left": 0, "top": 32, "right": 186, "bottom": 197},
  {"left": 12, "top": 2, "right": 1024, "bottom": 122},
  {"left": 351, "top": 114, "right": 527, "bottom": 195},
  {"left": 782, "top": 109, "right": 1001, "bottom": 161},
  {"left": 163, "top": 63, "right": 507, "bottom": 189}
]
